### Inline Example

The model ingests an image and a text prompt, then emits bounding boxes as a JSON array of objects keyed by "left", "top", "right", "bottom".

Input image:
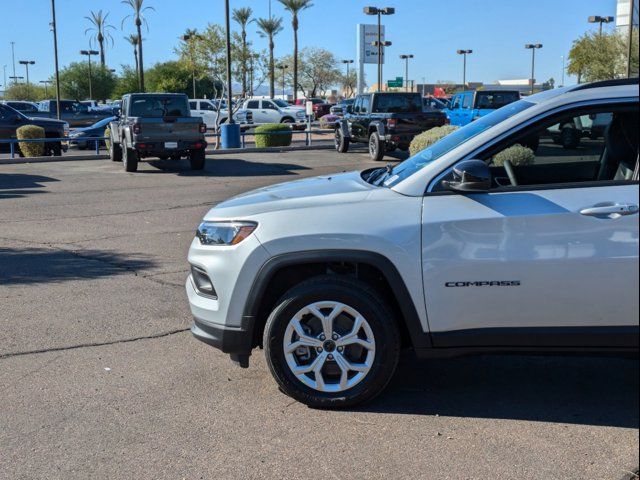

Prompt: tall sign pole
[{"left": 51, "top": 0, "right": 61, "bottom": 119}]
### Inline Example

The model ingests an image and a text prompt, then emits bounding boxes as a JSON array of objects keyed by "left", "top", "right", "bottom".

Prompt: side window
[
  {"left": 483, "top": 106, "right": 639, "bottom": 188},
  {"left": 451, "top": 95, "right": 461, "bottom": 109},
  {"left": 0, "top": 105, "right": 15, "bottom": 120},
  {"left": 189, "top": 101, "right": 197, "bottom": 110},
  {"left": 353, "top": 97, "right": 362, "bottom": 113},
  {"left": 246, "top": 100, "right": 260, "bottom": 109},
  {"left": 200, "top": 102, "right": 215, "bottom": 111},
  {"left": 263, "top": 101, "right": 277, "bottom": 110},
  {"left": 462, "top": 94, "right": 473, "bottom": 109},
  {"left": 361, "top": 96, "right": 371, "bottom": 114}
]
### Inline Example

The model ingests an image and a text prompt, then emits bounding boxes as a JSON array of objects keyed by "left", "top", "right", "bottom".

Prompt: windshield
[
  {"left": 129, "top": 96, "right": 189, "bottom": 117},
  {"left": 379, "top": 100, "right": 535, "bottom": 187},
  {"left": 475, "top": 91, "right": 520, "bottom": 109},
  {"left": 273, "top": 99, "right": 290, "bottom": 108},
  {"left": 373, "top": 94, "right": 422, "bottom": 113}
]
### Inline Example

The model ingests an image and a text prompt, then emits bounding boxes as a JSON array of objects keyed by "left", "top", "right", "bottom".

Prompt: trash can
[{"left": 220, "top": 123, "right": 241, "bottom": 149}]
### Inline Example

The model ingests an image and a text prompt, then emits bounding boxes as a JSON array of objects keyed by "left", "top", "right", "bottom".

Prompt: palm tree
[
  {"left": 278, "top": 0, "right": 313, "bottom": 102},
  {"left": 256, "top": 17, "right": 284, "bottom": 99},
  {"left": 85, "top": 10, "right": 115, "bottom": 66},
  {"left": 121, "top": 0, "right": 154, "bottom": 92},
  {"left": 125, "top": 34, "right": 140, "bottom": 76},
  {"left": 232, "top": 7, "right": 253, "bottom": 96}
]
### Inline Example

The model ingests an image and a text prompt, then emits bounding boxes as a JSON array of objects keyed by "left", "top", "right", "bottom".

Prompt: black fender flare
[
  {"left": 337, "top": 119, "right": 351, "bottom": 138},
  {"left": 242, "top": 249, "right": 431, "bottom": 349},
  {"left": 369, "top": 121, "right": 386, "bottom": 138}
]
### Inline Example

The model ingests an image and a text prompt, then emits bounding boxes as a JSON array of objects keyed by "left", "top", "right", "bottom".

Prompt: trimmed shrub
[
  {"left": 319, "top": 114, "right": 340, "bottom": 129},
  {"left": 104, "top": 127, "right": 111, "bottom": 149},
  {"left": 16, "top": 125, "right": 45, "bottom": 157},
  {"left": 254, "top": 123, "right": 292, "bottom": 148},
  {"left": 409, "top": 125, "right": 459, "bottom": 156},
  {"left": 492, "top": 144, "right": 535, "bottom": 166}
]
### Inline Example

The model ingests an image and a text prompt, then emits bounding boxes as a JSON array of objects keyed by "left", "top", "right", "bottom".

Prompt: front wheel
[
  {"left": 189, "top": 149, "right": 205, "bottom": 170},
  {"left": 281, "top": 117, "right": 294, "bottom": 124},
  {"left": 335, "top": 128, "right": 349, "bottom": 153},
  {"left": 368, "top": 132, "right": 386, "bottom": 161},
  {"left": 263, "top": 276, "right": 400, "bottom": 408}
]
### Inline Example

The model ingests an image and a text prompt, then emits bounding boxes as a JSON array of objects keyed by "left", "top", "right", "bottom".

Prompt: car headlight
[
  {"left": 296, "top": 110, "right": 306, "bottom": 118},
  {"left": 196, "top": 221, "right": 257, "bottom": 246}
]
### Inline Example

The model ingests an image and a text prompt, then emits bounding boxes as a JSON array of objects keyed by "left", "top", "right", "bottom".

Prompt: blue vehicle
[
  {"left": 68, "top": 116, "right": 116, "bottom": 149},
  {"left": 444, "top": 90, "right": 520, "bottom": 126}
]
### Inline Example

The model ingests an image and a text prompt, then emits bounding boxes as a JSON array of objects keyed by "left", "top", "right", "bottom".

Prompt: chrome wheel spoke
[
  {"left": 292, "top": 351, "right": 326, "bottom": 375},
  {"left": 335, "top": 352, "right": 368, "bottom": 373},
  {"left": 287, "top": 319, "right": 322, "bottom": 352}
]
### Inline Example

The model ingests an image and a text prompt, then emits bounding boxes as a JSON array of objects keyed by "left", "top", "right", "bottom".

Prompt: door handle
[{"left": 580, "top": 203, "right": 639, "bottom": 218}]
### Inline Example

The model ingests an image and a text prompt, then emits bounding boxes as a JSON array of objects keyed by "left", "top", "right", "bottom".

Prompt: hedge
[
  {"left": 254, "top": 123, "right": 292, "bottom": 148},
  {"left": 16, "top": 125, "right": 45, "bottom": 157},
  {"left": 493, "top": 144, "right": 535, "bottom": 166},
  {"left": 409, "top": 125, "right": 459, "bottom": 156}
]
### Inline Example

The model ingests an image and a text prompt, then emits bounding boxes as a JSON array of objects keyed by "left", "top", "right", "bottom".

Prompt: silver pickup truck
[{"left": 109, "top": 93, "right": 207, "bottom": 172}]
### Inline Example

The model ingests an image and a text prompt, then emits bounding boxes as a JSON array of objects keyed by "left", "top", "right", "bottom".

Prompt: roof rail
[{"left": 571, "top": 77, "right": 639, "bottom": 91}]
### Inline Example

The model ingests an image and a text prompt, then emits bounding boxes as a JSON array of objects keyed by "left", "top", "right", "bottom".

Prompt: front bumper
[{"left": 191, "top": 317, "right": 252, "bottom": 367}]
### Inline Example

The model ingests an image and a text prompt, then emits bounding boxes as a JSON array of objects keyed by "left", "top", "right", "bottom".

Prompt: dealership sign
[{"left": 358, "top": 24, "right": 385, "bottom": 65}]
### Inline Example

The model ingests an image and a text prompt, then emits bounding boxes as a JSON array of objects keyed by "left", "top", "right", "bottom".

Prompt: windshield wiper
[{"left": 367, "top": 164, "right": 394, "bottom": 186}]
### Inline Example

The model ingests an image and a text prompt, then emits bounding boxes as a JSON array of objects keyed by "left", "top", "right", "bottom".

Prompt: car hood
[
  {"left": 204, "top": 171, "right": 374, "bottom": 219},
  {"left": 24, "top": 116, "right": 67, "bottom": 127}
]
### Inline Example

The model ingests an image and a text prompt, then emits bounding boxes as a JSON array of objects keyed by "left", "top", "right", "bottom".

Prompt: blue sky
[{"left": 0, "top": 0, "right": 620, "bottom": 89}]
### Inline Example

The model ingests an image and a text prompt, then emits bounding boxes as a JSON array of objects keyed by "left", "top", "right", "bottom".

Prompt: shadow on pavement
[
  {"left": 358, "top": 353, "right": 639, "bottom": 428},
  {"left": 143, "top": 158, "right": 311, "bottom": 177},
  {"left": 0, "top": 247, "right": 156, "bottom": 285},
  {"left": 0, "top": 174, "right": 59, "bottom": 200}
]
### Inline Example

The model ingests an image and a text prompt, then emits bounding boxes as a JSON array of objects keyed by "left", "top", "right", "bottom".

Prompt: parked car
[
  {"left": 335, "top": 92, "right": 448, "bottom": 160},
  {"left": 186, "top": 78, "right": 639, "bottom": 408},
  {"left": 423, "top": 96, "right": 448, "bottom": 110},
  {"left": 295, "top": 98, "right": 332, "bottom": 119},
  {"left": 330, "top": 98, "right": 355, "bottom": 117},
  {"left": 1, "top": 100, "right": 40, "bottom": 114},
  {"left": 189, "top": 99, "right": 253, "bottom": 130},
  {"left": 108, "top": 93, "right": 207, "bottom": 172},
  {"left": 241, "top": 98, "right": 306, "bottom": 125},
  {"left": 30, "top": 99, "right": 113, "bottom": 127},
  {"left": 0, "top": 103, "right": 69, "bottom": 155},
  {"left": 445, "top": 90, "right": 520, "bottom": 126},
  {"left": 68, "top": 115, "right": 116, "bottom": 149}
]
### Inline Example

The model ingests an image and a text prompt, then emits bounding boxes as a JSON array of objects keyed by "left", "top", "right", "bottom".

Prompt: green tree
[
  {"left": 124, "top": 34, "right": 140, "bottom": 75},
  {"left": 567, "top": 31, "right": 626, "bottom": 82},
  {"left": 56, "top": 62, "right": 117, "bottom": 100},
  {"left": 121, "top": 0, "right": 154, "bottom": 91},
  {"left": 112, "top": 65, "right": 140, "bottom": 97},
  {"left": 256, "top": 17, "right": 284, "bottom": 98},
  {"left": 278, "top": 0, "right": 313, "bottom": 101},
  {"left": 3, "top": 83, "right": 47, "bottom": 101},
  {"left": 84, "top": 10, "right": 115, "bottom": 66},
  {"left": 281, "top": 47, "right": 340, "bottom": 98},
  {"left": 232, "top": 7, "right": 253, "bottom": 96},
  {"left": 145, "top": 61, "right": 218, "bottom": 97}
]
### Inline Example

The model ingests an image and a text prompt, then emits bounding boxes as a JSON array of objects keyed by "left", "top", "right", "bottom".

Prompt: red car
[{"left": 295, "top": 98, "right": 332, "bottom": 120}]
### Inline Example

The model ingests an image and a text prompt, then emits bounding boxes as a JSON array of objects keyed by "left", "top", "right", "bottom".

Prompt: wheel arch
[
  {"left": 244, "top": 249, "right": 431, "bottom": 351},
  {"left": 369, "top": 122, "right": 386, "bottom": 137}
]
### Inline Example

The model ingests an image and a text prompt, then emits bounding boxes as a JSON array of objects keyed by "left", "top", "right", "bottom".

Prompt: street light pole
[
  {"left": 182, "top": 32, "right": 201, "bottom": 99},
  {"left": 588, "top": 15, "right": 615, "bottom": 36},
  {"left": 80, "top": 50, "right": 99, "bottom": 100},
  {"left": 399, "top": 54, "right": 414, "bottom": 92},
  {"left": 18, "top": 60, "right": 35, "bottom": 98},
  {"left": 627, "top": 0, "right": 635, "bottom": 77},
  {"left": 277, "top": 64, "right": 288, "bottom": 98},
  {"left": 525, "top": 44, "right": 542, "bottom": 95},
  {"left": 456, "top": 49, "right": 472, "bottom": 87},
  {"left": 364, "top": 7, "right": 395, "bottom": 92},
  {"left": 51, "top": 0, "right": 61, "bottom": 118},
  {"left": 342, "top": 59, "right": 354, "bottom": 97},
  {"left": 224, "top": 0, "right": 234, "bottom": 125},
  {"left": 560, "top": 55, "right": 565, "bottom": 87},
  {"left": 10, "top": 41, "right": 16, "bottom": 83},
  {"left": 40, "top": 80, "right": 52, "bottom": 97}
]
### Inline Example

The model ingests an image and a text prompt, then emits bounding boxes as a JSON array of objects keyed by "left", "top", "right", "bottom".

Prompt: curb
[{"left": 0, "top": 143, "right": 335, "bottom": 165}]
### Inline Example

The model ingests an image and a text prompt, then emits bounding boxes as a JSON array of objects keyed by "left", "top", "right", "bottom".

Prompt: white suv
[
  {"left": 241, "top": 98, "right": 307, "bottom": 125},
  {"left": 186, "top": 79, "right": 639, "bottom": 408},
  {"left": 188, "top": 99, "right": 252, "bottom": 130}
]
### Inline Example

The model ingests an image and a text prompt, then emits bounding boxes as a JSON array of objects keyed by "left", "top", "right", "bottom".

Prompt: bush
[
  {"left": 409, "top": 125, "right": 459, "bottom": 156},
  {"left": 16, "top": 125, "right": 45, "bottom": 157},
  {"left": 104, "top": 127, "right": 111, "bottom": 149},
  {"left": 319, "top": 114, "right": 340, "bottom": 129},
  {"left": 254, "top": 123, "right": 292, "bottom": 148},
  {"left": 493, "top": 144, "right": 535, "bottom": 166}
]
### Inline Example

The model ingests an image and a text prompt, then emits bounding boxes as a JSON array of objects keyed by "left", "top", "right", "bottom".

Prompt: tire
[
  {"left": 109, "top": 141, "right": 122, "bottom": 162},
  {"left": 281, "top": 117, "right": 294, "bottom": 124},
  {"left": 560, "top": 126, "right": 580, "bottom": 149},
  {"left": 122, "top": 141, "right": 139, "bottom": 172},
  {"left": 50, "top": 142, "right": 62, "bottom": 156},
  {"left": 334, "top": 128, "right": 349, "bottom": 153},
  {"left": 368, "top": 131, "right": 386, "bottom": 161},
  {"left": 189, "top": 149, "right": 206, "bottom": 170},
  {"left": 263, "top": 275, "right": 400, "bottom": 408}
]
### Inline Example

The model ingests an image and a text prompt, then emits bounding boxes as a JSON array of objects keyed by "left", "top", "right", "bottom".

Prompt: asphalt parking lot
[{"left": 1, "top": 149, "right": 638, "bottom": 480}]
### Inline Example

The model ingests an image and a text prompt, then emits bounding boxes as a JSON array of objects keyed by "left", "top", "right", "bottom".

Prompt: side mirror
[{"left": 442, "top": 159, "right": 491, "bottom": 192}]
